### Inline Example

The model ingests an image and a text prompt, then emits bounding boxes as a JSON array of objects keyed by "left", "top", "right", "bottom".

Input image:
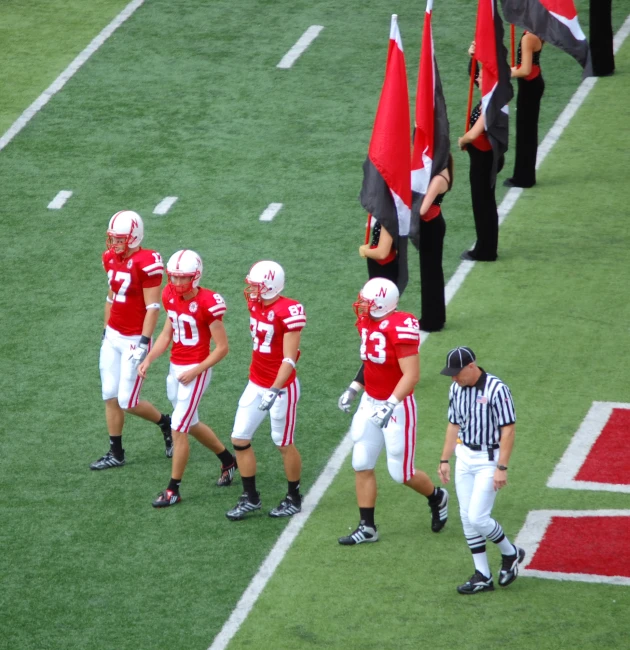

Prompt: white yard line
[
  {"left": 276, "top": 26, "right": 324, "bottom": 69},
  {"left": 208, "top": 15, "right": 630, "bottom": 650},
  {"left": 47, "top": 190, "right": 73, "bottom": 210},
  {"left": 259, "top": 203, "right": 283, "bottom": 222},
  {"left": 0, "top": 0, "right": 146, "bottom": 153},
  {"left": 153, "top": 196, "right": 178, "bottom": 215}
]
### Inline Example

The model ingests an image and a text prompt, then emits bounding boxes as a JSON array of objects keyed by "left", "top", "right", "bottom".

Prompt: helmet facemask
[
  {"left": 106, "top": 231, "right": 132, "bottom": 258},
  {"left": 353, "top": 294, "right": 374, "bottom": 324},
  {"left": 168, "top": 273, "right": 197, "bottom": 296}
]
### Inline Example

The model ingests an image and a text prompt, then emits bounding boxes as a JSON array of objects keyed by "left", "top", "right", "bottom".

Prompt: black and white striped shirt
[{"left": 448, "top": 369, "right": 516, "bottom": 447}]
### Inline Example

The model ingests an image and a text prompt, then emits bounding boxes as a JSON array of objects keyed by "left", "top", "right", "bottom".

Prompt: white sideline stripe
[
  {"left": 207, "top": 434, "right": 354, "bottom": 650},
  {"left": 259, "top": 203, "right": 283, "bottom": 222},
  {"left": 47, "top": 190, "right": 73, "bottom": 210},
  {"left": 515, "top": 509, "right": 630, "bottom": 586},
  {"left": 0, "top": 0, "right": 146, "bottom": 153},
  {"left": 447, "top": 11, "right": 630, "bottom": 304},
  {"left": 276, "top": 26, "right": 324, "bottom": 69},
  {"left": 153, "top": 196, "right": 178, "bottom": 215},
  {"left": 547, "top": 401, "right": 630, "bottom": 494},
  {"left": 208, "top": 15, "right": 630, "bottom": 650}
]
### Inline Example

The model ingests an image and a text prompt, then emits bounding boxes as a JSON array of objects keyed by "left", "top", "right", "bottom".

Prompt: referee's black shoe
[
  {"left": 499, "top": 546, "right": 526, "bottom": 587},
  {"left": 457, "top": 571, "right": 494, "bottom": 595},
  {"left": 428, "top": 488, "right": 449, "bottom": 532}
]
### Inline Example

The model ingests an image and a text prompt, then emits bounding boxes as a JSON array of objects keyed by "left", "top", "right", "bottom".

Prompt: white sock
[
  {"left": 472, "top": 552, "right": 491, "bottom": 578},
  {"left": 498, "top": 538, "right": 516, "bottom": 556}
]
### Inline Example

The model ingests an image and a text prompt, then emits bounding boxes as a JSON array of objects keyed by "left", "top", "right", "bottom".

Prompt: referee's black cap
[{"left": 440, "top": 347, "right": 476, "bottom": 376}]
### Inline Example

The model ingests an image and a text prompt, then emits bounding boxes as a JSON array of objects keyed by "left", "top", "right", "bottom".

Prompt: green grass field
[{"left": 1, "top": 1, "right": 629, "bottom": 649}]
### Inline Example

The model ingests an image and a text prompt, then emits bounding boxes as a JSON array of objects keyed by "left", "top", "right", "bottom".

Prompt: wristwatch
[{"left": 497, "top": 464, "right": 508, "bottom": 471}]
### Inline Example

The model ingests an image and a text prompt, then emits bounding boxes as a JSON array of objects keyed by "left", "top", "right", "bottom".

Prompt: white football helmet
[
  {"left": 353, "top": 277, "right": 399, "bottom": 320},
  {"left": 167, "top": 250, "right": 203, "bottom": 295},
  {"left": 245, "top": 261, "right": 285, "bottom": 302},
  {"left": 106, "top": 210, "right": 144, "bottom": 255}
]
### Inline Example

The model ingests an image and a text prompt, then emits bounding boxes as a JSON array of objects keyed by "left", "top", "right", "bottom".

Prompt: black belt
[
  {"left": 464, "top": 443, "right": 500, "bottom": 451},
  {"left": 463, "top": 442, "right": 499, "bottom": 460}
]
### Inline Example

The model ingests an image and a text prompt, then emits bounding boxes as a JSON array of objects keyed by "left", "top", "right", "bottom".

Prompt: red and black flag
[
  {"left": 475, "top": 0, "right": 514, "bottom": 187},
  {"left": 411, "top": 0, "right": 451, "bottom": 222},
  {"left": 501, "top": 0, "right": 592, "bottom": 76},
  {"left": 360, "top": 14, "right": 411, "bottom": 293}
]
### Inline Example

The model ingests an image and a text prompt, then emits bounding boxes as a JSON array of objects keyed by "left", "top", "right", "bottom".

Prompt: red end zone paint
[
  {"left": 575, "top": 408, "right": 630, "bottom": 484},
  {"left": 529, "top": 516, "right": 630, "bottom": 577}
]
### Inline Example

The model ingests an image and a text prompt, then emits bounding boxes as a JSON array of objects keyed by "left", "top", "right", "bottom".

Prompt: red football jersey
[
  {"left": 357, "top": 311, "right": 421, "bottom": 400},
  {"left": 248, "top": 296, "right": 306, "bottom": 388},
  {"left": 162, "top": 285, "right": 227, "bottom": 365},
  {"left": 103, "top": 248, "right": 164, "bottom": 336}
]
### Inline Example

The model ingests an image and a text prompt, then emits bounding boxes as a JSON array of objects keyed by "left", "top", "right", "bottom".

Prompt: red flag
[
  {"left": 501, "top": 0, "right": 592, "bottom": 75},
  {"left": 474, "top": 0, "right": 513, "bottom": 186},
  {"left": 360, "top": 15, "right": 412, "bottom": 241},
  {"left": 359, "top": 15, "right": 411, "bottom": 292},
  {"left": 411, "top": 0, "right": 450, "bottom": 214}
]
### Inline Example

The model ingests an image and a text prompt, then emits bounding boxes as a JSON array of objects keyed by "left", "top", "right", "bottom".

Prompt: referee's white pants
[{"left": 454, "top": 444, "right": 500, "bottom": 539}]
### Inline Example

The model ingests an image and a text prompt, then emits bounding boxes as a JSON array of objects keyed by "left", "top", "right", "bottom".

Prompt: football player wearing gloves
[
  {"left": 337, "top": 277, "right": 449, "bottom": 546},
  {"left": 91, "top": 211, "right": 173, "bottom": 471},
  {"left": 138, "top": 250, "right": 237, "bottom": 507},
  {"left": 226, "top": 261, "right": 306, "bottom": 521}
]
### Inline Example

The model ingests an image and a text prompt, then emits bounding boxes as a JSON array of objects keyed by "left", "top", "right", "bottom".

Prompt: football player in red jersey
[
  {"left": 226, "top": 261, "right": 306, "bottom": 521},
  {"left": 91, "top": 211, "right": 173, "bottom": 471},
  {"left": 137, "top": 250, "right": 236, "bottom": 507},
  {"left": 336, "top": 277, "right": 449, "bottom": 545}
]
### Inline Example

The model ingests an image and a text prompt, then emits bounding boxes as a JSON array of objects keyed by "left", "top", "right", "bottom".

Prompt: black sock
[
  {"left": 217, "top": 449, "right": 234, "bottom": 468},
  {"left": 109, "top": 436, "right": 123, "bottom": 459},
  {"left": 427, "top": 487, "right": 441, "bottom": 505},
  {"left": 157, "top": 414, "right": 170, "bottom": 431},
  {"left": 168, "top": 478, "right": 181, "bottom": 493},
  {"left": 359, "top": 507, "right": 375, "bottom": 528},
  {"left": 242, "top": 475, "right": 258, "bottom": 501},
  {"left": 288, "top": 480, "right": 301, "bottom": 499}
]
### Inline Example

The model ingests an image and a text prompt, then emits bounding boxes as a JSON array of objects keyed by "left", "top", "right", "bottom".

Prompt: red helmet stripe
[{"left": 175, "top": 249, "right": 188, "bottom": 271}]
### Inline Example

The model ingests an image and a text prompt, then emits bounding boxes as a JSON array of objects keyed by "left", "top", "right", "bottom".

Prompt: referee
[{"left": 437, "top": 347, "right": 525, "bottom": 595}]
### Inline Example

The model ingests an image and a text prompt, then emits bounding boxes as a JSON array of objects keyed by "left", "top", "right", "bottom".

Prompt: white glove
[
  {"left": 259, "top": 387, "right": 280, "bottom": 411},
  {"left": 370, "top": 401, "right": 397, "bottom": 428},
  {"left": 338, "top": 386, "right": 358, "bottom": 413},
  {"left": 129, "top": 337, "right": 149, "bottom": 365}
]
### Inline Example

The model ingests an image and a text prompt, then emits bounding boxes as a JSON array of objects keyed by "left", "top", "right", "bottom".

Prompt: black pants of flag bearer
[
  {"left": 511, "top": 75, "right": 545, "bottom": 188},
  {"left": 590, "top": 0, "right": 615, "bottom": 77},
  {"left": 419, "top": 214, "right": 446, "bottom": 332},
  {"left": 467, "top": 145, "right": 500, "bottom": 262}
]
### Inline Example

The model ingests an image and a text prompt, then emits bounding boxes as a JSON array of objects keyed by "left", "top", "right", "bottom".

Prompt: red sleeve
[{"left": 205, "top": 291, "right": 227, "bottom": 323}]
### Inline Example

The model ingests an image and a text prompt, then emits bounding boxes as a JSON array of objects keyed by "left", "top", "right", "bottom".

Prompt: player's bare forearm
[
  {"left": 271, "top": 331, "right": 301, "bottom": 390},
  {"left": 391, "top": 355, "right": 419, "bottom": 401},
  {"left": 146, "top": 331, "right": 171, "bottom": 364},
  {"left": 141, "top": 307, "right": 160, "bottom": 339},
  {"left": 104, "top": 293, "right": 113, "bottom": 328},
  {"left": 195, "top": 341, "right": 228, "bottom": 374},
  {"left": 497, "top": 424, "right": 515, "bottom": 467}
]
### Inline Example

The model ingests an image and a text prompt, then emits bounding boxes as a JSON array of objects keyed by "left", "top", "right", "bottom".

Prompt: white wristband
[
  {"left": 146, "top": 303, "right": 160, "bottom": 310},
  {"left": 106, "top": 296, "right": 114, "bottom": 304},
  {"left": 349, "top": 381, "right": 363, "bottom": 392},
  {"left": 387, "top": 395, "right": 401, "bottom": 405},
  {"left": 282, "top": 357, "right": 296, "bottom": 369}
]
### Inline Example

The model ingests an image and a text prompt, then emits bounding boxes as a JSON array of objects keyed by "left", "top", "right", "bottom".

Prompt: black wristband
[
  {"left": 497, "top": 464, "right": 508, "bottom": 471},
  {"left": 440, "top": 460, "right": 449, "bottom": 464},
  {"left": 139, "top": 335, "right": 150, "bottom": 345}
]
